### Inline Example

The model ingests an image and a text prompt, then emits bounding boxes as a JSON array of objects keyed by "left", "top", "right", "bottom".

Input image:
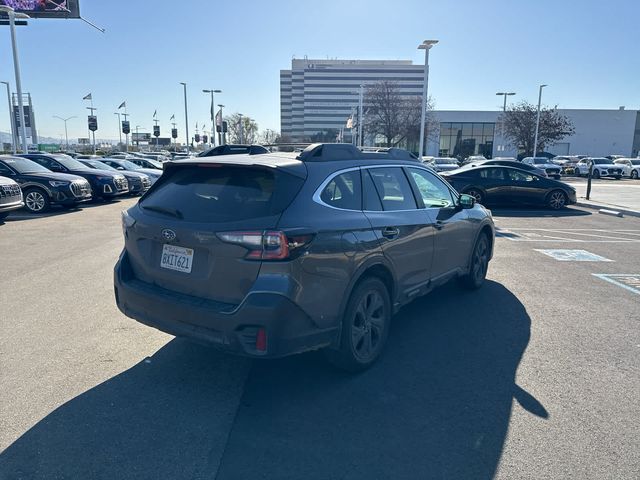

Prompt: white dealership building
[{"left": 426, "top": 108, "right": 640, "bottom": 158}]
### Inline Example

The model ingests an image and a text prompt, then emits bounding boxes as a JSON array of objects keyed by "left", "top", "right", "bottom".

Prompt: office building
[{"left": 280, "top": 58, "right": 425, "bottom": 142}]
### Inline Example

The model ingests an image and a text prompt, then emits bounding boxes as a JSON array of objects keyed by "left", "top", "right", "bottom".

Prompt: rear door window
[
  {"left": 366, "top": 167, "right": 417, "bottom": 211},
  {"left": 140, "top": 165, "right": 304, "bottom": 223},
  {"left": 320, "top": 170, "right": 361, "bottom": 210}
]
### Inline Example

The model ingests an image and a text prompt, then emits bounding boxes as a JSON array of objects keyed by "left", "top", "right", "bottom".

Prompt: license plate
[{"left": 160, "top": 244, "right": 193, "bottom": 273}]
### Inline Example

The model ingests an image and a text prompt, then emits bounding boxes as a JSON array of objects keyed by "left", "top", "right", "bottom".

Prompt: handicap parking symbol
[{"left": 535, "top": 249, "right": 613, "bottom": 262}]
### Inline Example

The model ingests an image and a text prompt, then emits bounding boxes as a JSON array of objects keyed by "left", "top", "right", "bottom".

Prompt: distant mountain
[{"left": 0, "top": 131, "right": 115, "bottom": 145}]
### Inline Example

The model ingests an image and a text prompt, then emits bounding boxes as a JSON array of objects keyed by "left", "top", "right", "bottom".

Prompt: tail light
[{"left": 217, "top": 230, "right": 313, "bottom": 261}]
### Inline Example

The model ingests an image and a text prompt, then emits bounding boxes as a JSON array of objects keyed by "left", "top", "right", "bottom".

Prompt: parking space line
[
  {"left": 592, "top": 274, "right": 640, "bottom": 295},
  {"left": 496, "top": 228, "right": 640, "bottom": 243}
]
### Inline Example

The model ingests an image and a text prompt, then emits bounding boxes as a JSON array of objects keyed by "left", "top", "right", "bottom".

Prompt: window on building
[{"left": 439, "top": 122, "right": 496, "bottom": 159}]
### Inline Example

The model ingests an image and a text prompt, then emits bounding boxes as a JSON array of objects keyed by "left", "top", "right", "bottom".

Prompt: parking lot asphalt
[{"left": 1, "top": 201, "right": 639, "bottom": 479}]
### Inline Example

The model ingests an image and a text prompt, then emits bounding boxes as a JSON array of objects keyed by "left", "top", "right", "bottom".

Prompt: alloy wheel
[
  {"left": 466, "top": 190, "right": 483, "bottom": 204},
  {"left": 549, "top": 191, "right": 566, "bottom": 210},
  {"left": 471, "top": 236, "right": 489, "bottom": 284},
  {"left": 351, "top": 290, "right": 386, "bottom": 362},
  {"left": 25, "top": 191, "right": 46, "bottom": 212}
]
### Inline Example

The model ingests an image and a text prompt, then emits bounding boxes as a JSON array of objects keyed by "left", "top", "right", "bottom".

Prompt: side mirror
[{"left": 458, "top": 194, "right": 475, "bottom": 209}]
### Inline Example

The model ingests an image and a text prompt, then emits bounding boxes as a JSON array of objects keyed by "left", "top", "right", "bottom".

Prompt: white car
[
  {"left": 426, "top": 157, "right": 460, "bottom": 172},
  {"left": 614, "top": 158, "right": 640, "bottom": 179},
  {"left": 521, "top": 157, "right": 561, "bottom": 179},
  {"left": 0, "top": 175, "right": 24, "bottom": 221},
  {"left": 574, "top": 158, "right": 623, "bottom": 179}
]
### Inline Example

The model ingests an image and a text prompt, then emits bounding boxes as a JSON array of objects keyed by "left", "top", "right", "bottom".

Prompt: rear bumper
[{"left": 114, "top": 251, "right": 336, "bottom": 358}]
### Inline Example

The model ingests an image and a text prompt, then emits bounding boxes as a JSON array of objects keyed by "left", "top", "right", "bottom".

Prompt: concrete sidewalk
[{"left": 561, "top": 177, "right": 640, "bottom": 216}]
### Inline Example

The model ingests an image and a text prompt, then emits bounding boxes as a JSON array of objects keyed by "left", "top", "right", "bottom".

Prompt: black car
[
  {"left": 19, "top": 153, "right": 129, "bottom": 201},
  {"left": 99, "top": 158, "right": 162, "bottom": 184},
  {"left": 78, "top": 159, "right": 151, "bottom": 196},
  {"left": 0, "top": 156, "right": 92, "bottom": 213},
  {"left": 115, "top": 143, "right": 495, "bottom": 371},
  {"left": 461, "top": 159, "right": 549, "bottom": 177},
  {"left": 197, "top": 144, "right": 269, "bottom": 157},
  {"left": 442, "top": 165, "right": 577, "bottom": 210}
]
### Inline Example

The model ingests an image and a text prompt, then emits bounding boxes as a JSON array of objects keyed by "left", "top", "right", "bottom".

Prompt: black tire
[
  {"left": 592, "top": 169, "right": 600, "bottom": 179},
  {"left": 464, "top": 188, "right": 484, "bottom": 205},
  {"left": 23, "top": 188, "right": 50, "bottom": 213},
  {"left": 324, "top": 277, "right": 391, "bottom": 373},
  {"left": 459, "top": 233, "right": 490, "bottom": 290},
  {"left": 631, "top": 170, "right": 639, "bottom": 180},
  {"left": 547, "top": 189, "right": 568, "bottom": 210},
  {"left": 0, "top": 212, "right": 9, "bottom": 221},
  {"left": 615, "top": 176, "right": 621, "bottom": 180}
]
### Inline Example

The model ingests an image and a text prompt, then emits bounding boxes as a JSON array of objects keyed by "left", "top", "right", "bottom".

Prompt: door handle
[
  {"left": 434, "top": 221, "right": 445, "bottom": 231},
  {"left": 382, "top": 227, "right": 400, "bottom": 239}
]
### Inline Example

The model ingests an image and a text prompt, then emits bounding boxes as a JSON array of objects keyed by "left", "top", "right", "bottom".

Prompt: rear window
[{"left": 140, "top": 165, "right": 304, "bottom": 222}]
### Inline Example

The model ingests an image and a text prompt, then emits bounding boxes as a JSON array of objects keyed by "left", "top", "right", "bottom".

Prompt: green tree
[{"left": 499, "top": 101, "right": 575, "bottom": 156}]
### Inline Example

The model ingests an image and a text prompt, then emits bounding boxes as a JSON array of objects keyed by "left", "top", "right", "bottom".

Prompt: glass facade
[{"left": 439, "top": 122, "right": 495, "bottom": 158}]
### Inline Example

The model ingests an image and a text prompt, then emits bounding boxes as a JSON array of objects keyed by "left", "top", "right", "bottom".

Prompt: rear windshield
[{"left": 140, "top": 165, "right": 304, "bottom": 222}]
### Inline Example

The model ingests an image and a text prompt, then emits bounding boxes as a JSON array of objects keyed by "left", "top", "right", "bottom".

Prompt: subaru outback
[{"left": 115, "top": 144, "right": 495, "bottom": 371}]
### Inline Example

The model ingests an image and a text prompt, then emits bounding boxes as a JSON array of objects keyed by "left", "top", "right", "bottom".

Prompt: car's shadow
[
  {"left": 215, "top": 280, "right": 544, "bottom": 480},
  {"left": 0, "top": 281, "right": 543, "bottom": 480},
  {"left": 4, "top": 200, "right": 127, "bottom": 222},
  {"left": 489, "top": 205, "right": 590, "bottom": 218}
]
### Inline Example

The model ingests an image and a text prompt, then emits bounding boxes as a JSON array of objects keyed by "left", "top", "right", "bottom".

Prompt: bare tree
[
  {"left": 225, "top": 113, "right": 259, "bottom": 144},
  {"left": 364, "top": 81, "right": 436, "bottom": 148},
  {"left": 259, "top": 129, "right": 279, "bottom": 144},
  {"left": 499, "top": 101, "right": 575, "bottom": 156}
]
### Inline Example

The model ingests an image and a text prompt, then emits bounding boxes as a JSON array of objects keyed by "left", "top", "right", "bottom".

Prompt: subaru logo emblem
[{"left": 161, "top": 229, "right": 176, "bottom": 241}]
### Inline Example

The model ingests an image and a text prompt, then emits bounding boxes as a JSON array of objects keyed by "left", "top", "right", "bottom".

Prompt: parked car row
[{"left": 0, "top": 152, "right": 161, "bottom": 218}]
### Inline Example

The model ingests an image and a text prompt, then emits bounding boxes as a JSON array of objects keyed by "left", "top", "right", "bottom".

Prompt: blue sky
[{"left": 0, "top": 0, "right": 638, "bottom": 141}]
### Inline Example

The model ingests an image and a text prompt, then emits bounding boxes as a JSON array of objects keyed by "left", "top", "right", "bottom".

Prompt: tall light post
[
  {"left": 496, "top": 92, "right": 516, "bottom": 155},
  {"left": 418, "top": 39, "right": 438, "bottom": 158},
  {"left": 218, "top": 104, "right": 225, "bottom": 145},
  {"left": 135, "top": 125, "right": 145, "bottom": 149},
  {"left": 357, "top": 85, "right": 364, "bottom": 148},
  {"left": 1, "top": 81, "right": 16, "bottom": 154},
  {"left": 1, "top": 6, "right": 30, "bottom": 153},
  {"left": 203, "top": 89, "right": 221, "bottom": 146},
  {"left": 53, "top": 115, "right": 76, "bottom": 150},
  {"left": 533, "top": 84, "right": 547, "bottom": 158},
  {"left": 180, "top": 82, "right": 189, "bottom": 152},
  {"left": 114, "top": 112, "right": 122, "bottom": 148},
  {"left": 238, "top": 113, "right": 244, "bottom": 143}
]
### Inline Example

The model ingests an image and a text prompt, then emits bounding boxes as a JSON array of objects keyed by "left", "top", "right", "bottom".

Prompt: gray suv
[{"left": 114, "top": 144, "right": 495, "bottom": 371}]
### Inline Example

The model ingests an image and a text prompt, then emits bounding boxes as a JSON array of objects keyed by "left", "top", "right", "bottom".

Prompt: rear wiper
[{"left": 141, "top": 205, "right": 183, "bottom": 219}]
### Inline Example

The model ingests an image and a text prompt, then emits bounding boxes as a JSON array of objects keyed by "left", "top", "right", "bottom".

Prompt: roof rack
[{"left": 296, "top": 143, "right": 417, "bottom": 162}]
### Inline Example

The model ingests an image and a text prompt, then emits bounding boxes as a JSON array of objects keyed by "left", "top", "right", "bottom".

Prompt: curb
[{"left": 575, "top": 201, "right": 640, "bottom": 219}]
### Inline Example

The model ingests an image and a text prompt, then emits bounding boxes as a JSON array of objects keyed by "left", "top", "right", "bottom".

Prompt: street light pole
[
  {"left": 495, "top": 92, "right": 515, "bottom": 154},
  {"left": 203, "top": 89, "right": 221, "bottom": 147},
  {"left": 180, "top": 82, "right": 189, "bottom": 152},
  {"left": 357, "top": 85, "right": 364, "bottom": 148},
  {"left": 533, "top": 84, "right": 547, "bottom": 158},
  {"left": 1, "top": 81, "right": 16, "bottom": 154},
  {"left": 418, "top": 39, "right": 438, "bottom": 159},
  {"left": 114, "top": 112, "right": 122, "bottom": 148},
  {"left": 218, "top": 104, "right": 225, "bottom": 145},
  {"left": 53, "top": 115, "right": 76, "bottom": 150},
  {"left": 1, "top": 6, "right": 31, "bottom": 153}
]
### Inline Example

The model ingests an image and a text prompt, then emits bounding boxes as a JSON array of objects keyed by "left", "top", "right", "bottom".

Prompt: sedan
[
  {"left": 425, "top": 157, "right": 460, "bottom": 172},
  {"left": 78, "top": 159, "right": 152, "bottom": 196},
  {"left": 461, "top": 159, "right": 548, "bottom": 178},
  {"left": 442, "top": 165, "right": 577, "bottom": 210},
  {"left": 99, "top": 158, "right": 162, "bottom": 183}
]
